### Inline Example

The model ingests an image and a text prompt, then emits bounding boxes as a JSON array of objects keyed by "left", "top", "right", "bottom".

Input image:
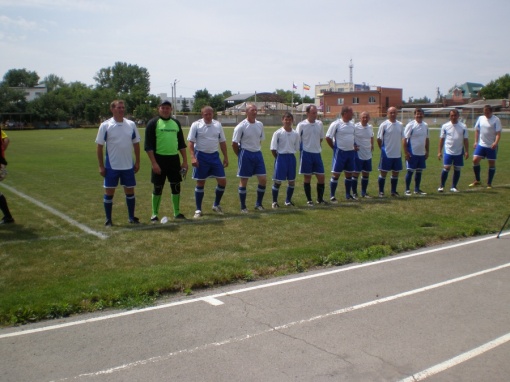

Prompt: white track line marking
[
  {"left": 0, "top": 183, "right": 107, "bottom": 239},
  {"left": 398, "top": 332, "right": 510, "bottom": 382},
  {"left": 1, "top": 232, "right": 508, "bottom": 339},
  {"left": 51, "top": 262, "right": 510, "bottom": 381}
]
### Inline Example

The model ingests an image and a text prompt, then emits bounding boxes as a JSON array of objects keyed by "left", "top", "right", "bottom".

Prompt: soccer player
[
  {"left": 232, "top": 104, "right": 266, "bottom": 213},
  {"left": 96, "top": 100, "right": 141, "bottom": 226},
  {"left": 437, "top": 109, "right": 469, "bottom": 193},
  {"left": 326, "top": 106, "right": 357, "bottom": 202},
  {"left": 469, "top": 105, "right": 502, "bottom": 189},
  {"left": 270, "top": 112, "right": 300, "bottom": 208},
  {"left": 0, "top": 126, "right": 14, "bottom": 224},
  {"left": 295, "top": 105, "right": 327, "bottom": 206},
  {"left": 352, "top": 111, "right": 374, "bottom": 198},
  {"left": 145, "top": 100, "right": 188, "bottom": 221},
  {"left": 403, "top": 108, "right": 429, "bottom": 195},
  {"left": 187, "top": 106, "right": 229, "bottom": 218},
  {"left": 377, "top": 106, "right": 405, "bottom": 197}
]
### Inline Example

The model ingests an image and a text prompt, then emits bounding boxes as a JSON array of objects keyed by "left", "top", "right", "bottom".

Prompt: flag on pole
[
  {"left": 292, "top": 82, "right": 297, "bottom": 90},
  {"left": 303, "top": 83, "right": 311, "bottom": 91}
]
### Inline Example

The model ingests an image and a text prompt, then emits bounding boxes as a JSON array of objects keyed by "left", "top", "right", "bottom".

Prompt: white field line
[
  {"left": 1, "top": 232, "right": 508, "bottom": 340},
  {"left": 51, "top": 262, "right": 510, "bottom": 381},
  {"left": 0, "top": 183, "right": 107, "bottom": 239},
  {"left": 398, "top": 332, "right": 510, "bottom": 382}
]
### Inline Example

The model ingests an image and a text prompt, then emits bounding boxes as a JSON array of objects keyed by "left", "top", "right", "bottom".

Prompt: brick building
[{"left": 322, "top": 87, "right": 403, "bottom": 118}]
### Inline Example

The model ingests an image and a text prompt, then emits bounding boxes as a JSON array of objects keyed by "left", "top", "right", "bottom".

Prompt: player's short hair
[
  {"left": 110, "top": 100, "right": 125, "bottom": 109},
  {"left": 414, "top": 108, "right": 424, "bottom": 115},
  {"left": 306, "top": 105, "right": 317, "bottom": 113},
  {"left": 201, "top": 105, "right": 213, "bottom": 114},
  {"left": 282, "top": 112, "right": 294, "bottom": 120},
  {"left": 341, "top": 106, "right": 353, "bottom": 115},
  {"left": 449, "top": 109, "right": 459, "bottom": 116},
  {"left": 483, "top": 105, "right": 493, "bottom": 111}
]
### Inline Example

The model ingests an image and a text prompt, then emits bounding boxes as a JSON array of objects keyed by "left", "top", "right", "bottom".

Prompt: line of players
[{"left": 95, "top": 101, "right": 502, "bottom": 225}]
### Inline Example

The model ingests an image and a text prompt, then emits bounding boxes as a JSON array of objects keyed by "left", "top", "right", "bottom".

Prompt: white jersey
[
  {"left": 270, "top": 127, "right": 300, "bottom": 154},
  {"left": 187, "top": 118, "right": 226, "bottom": 153},
  {"left": 377, "top": 119, "right": 404, "bottom": 158},
  {"left": 404, "top": 120, "right": 429, "bottom": 156},
  {"left": 232, "top": 118, "right": 264, "bottom": 152},
  {"left": 440, "top": 121, "right": 468, "bottom": 156},
  {"left": 474, "top": 115, "right": 502, "bottom": 147},
  {"left": 354, "top": 123, "right": 374, "bottom": 160},
  {"left": 326, "top": 119, "right": 355, "bottom": 151},
  {"left": 95, "top": 117, "right": 140, "bottom": 170},
  {"left": 295, "top": 119, "right": 324, "bottom": 153}
]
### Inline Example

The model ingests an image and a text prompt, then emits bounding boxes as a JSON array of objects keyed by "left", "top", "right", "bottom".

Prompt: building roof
[
  {"left": 224, "top": 93, "right": 256, "bottom": 102},
  {"left": 445, "top": 82, "right": 484, "bottom": 99}
]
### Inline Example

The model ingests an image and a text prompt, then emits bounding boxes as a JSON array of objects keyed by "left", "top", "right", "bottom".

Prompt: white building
[{"left": 158, "top": 93, "right": 194, "bottom": 112}]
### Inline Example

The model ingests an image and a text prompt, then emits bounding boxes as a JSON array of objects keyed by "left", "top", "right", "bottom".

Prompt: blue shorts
[
  {"left": 104, "top": 168, "right": 136, "bottom": 189},
  {"left": 473, "top": 144, "right": 498, "bottom": 160},
  {"left": 273, "top": 153, "right": 296, "bottom": 182},
  {"left": 354, "top": 156, "right": 373, "bottom": 173},
  {"left": 237, "top": 149, "right": 266, "bottom": 178},
  {"left": 443, "top": 153, "right": 464, "bottom": 167},
  {"left": 332, "top": 149, "right": 356, "bottom": 173},
  {"left": 406, "top": 155, "right": 427, "bottom": 171},
  {"left": 299, "top": 151, "right": 324, "bottom": 175},
  {"left": 192, "top": 151, "right": 225, "bottom": 180},
  {"left": 378, "top": 152, "right": 403, "bottom": 172}
]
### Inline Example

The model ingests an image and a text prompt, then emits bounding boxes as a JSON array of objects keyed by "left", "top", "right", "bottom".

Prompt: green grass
[{"left": 1, "top": 126, "right": 509, "bottom": 326}]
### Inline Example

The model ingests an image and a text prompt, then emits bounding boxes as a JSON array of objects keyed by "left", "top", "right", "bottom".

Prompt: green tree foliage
[
  {"left": 181, "top": 98, "right": 190, "bottom": 112},
  {"left": 2, "top": 68, "right": 40, "bottom": 87},
  {"left": 192, "top": 89, "right": 212, "bottom": 112},
  {"left": 42, "top": 74, "right": 66, "bottom": 92},
  {"left": 0, "top": 85, "right": 27, "bottom": 113},
  {"left": 480, "top": 74, "right": 510, "bottom": 99},
  {"left": 275, "top": 89, "right": 302, "bottom": 105}
]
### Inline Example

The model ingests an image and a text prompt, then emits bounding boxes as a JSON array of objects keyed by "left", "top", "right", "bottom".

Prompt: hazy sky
[{"left": 1, "top": 0, "right": 508, "bottom": 101}]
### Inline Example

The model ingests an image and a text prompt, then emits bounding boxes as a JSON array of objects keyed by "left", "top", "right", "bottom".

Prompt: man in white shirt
[
  {"left": 469, "top": 105, "right": 502, "bottom": 189},
  {"left": 96, "top": 100, "right": 141, "bottom": 226},
  {"left": 188, "top": 106, "right": 229, "bottom": 218}
]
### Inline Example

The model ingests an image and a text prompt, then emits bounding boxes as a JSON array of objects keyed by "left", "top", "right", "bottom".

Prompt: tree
[
  {"left": 0, "top": 84, "right": 27, "bottom": 114},
  {"left": 42, "top": 74, "right": 66, "bottom": 92},
  {"left": 181, "top": 98, "right": 190, "bottom": 112},
  {"left": 275, "top": 89, "right": 302, "bottom": 105},
  {"left": 480, "top": 73, "right": 510, "bottom": 99},
  {"left": 192, "top": 89, "right": 212, "bottom": 112},
  {"left": 2, "top": 68, "right": 40, "bottom": 87},
  {"left": 94, "top": 62, "right": 151, "bottom": 112}
]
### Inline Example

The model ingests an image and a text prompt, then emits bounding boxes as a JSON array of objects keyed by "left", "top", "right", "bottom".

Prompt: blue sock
[
  {"left": 103, "top": 194, "right": 113, "bottom": 221},
  {"left": 195, "top": 186, "right": 204, "bottom": 210},
  {"left": 405, "top": 170, "right": 413, "bottom": 191},
  {"left": 415, "top": 170, "right": 422, "bottom": 191},
  {"left": 351, "top": 177, "right": 358, "bottom": 195},
  {"left": 256, "top": 185, "right": 266, "bottom": 207},
  {"left": 441, "top": 169, "right": 449, "bottom": 187},
  {"left": 473, "top": 164, "right": 481, "bottom": 182},
  {"left": 488, "top": 167, "right": 496, "bottom": 185},
  {"left": 378, "top": 176, "right": 386, "bottom": 194},
  {"left": 286, "top": 185, "right": 295, "bottom": 203},
  {"left": 344, "top": 177, "right": 352, "bottom": 198},
  {"left": 452, "top": 169, "right": 461, "bottom": 188},
  {"left": 214, "top": 185, "right": 225, "bottom": 207},
  {"left": 272, "top": 183, "right": 280, "bottom": 203},
  {"left": 390, "top": 176, "right": 398, "bottom": 194},
  {"left": 125, "top": 193, "right": 135, "bottom": 220},
  {"left": 361, "top": 177, "right": 369, "bottom": 195},
  {"left": 330, "top": 177, "right": 339, "bottom": 198},
  {"left": 238, "top": 187, "right": 247, "bottom": 209}
]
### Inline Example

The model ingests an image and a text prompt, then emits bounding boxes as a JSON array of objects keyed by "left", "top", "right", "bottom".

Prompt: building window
[
  {"left": 352, "top": 97, "right": 360, "bottom": 104},
  {"left": 326, "top": 106, "right": 331, "bottom": 113},
  {"left": 337, "top": 98, "right": 344, "bottom": 105},
  {"left": 368, "top": 96, "right": 376, "bottom": 104}
]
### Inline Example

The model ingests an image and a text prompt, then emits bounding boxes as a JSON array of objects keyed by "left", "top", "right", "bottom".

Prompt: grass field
[{"left": 1, "top": 125, "right": 509, "bottom": 326}]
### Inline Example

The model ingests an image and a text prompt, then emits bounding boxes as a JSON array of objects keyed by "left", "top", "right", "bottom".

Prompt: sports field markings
[
  {"left": 398, "top": 332, "right": 510, "bottom": 381},
  {"left": 1, "top": 232, "right": 508, "bottom": 340},
  {"left": 49, "top": 261, "right": 510, "bottom": 381},
  {"left": 0, "top": 183, "right": 107, "bottom": 239}
]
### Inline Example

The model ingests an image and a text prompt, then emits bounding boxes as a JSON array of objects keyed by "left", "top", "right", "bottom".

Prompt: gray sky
[{"left": 1, "top": 0, "right": 508, "bottom": 101}]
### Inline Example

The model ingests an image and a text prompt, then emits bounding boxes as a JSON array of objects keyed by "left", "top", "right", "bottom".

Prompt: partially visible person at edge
[
  {"left": 352, "top": 111, "right": 374, "bottom": 198},
  {"left": 270, "top": 112, "right": 300, "bottom": 209},
  {"left": 325, "top": 106, "right": 357, "bottom": 202},
  {"left": 231, "top": 104, "right": 266, "bottom": 213},
  {"left": 437, "top": 109, "right": 469, "bottom": 193},
  {"left": 377, "top": 106, "right": 404, "bottom": 197},
  {"left": 96, "top": 100, "right": 141, "bottom": 226},
  {"left": 403, "top": 108, "right": 429, "bottom": 196},
  {"left": 469, "top": 104, "right": 502, "bottom": 189},
  {"left": 145, "top": 100, "right": 188, "bottom": 221},
  {"left": 187, "top": 105, "right": 229, "bottom": 219},
  {"left": 295, "top": 105, "right": 327, "bottom": 206},
  {"left": 0, "top": 126, "right": 14, "bottom": 224}
]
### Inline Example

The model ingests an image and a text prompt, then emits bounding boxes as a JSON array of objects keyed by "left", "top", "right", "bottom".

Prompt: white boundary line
[
  {"left": 1, "top": 232, "right": 508, "bottom": 339},
  {"left": 51, "top": 262, "right": 510, "bottom": 380},
  {"left": 399, "top": 332, "right": 510, "bottom": 382},
  {"left": 0, "top": 183, "right": 107, "bottom": 239}
]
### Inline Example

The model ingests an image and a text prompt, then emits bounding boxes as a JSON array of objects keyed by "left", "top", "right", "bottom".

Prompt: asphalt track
[{"left": 1, "top": 232, "right": 509, "bottom": 381}]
